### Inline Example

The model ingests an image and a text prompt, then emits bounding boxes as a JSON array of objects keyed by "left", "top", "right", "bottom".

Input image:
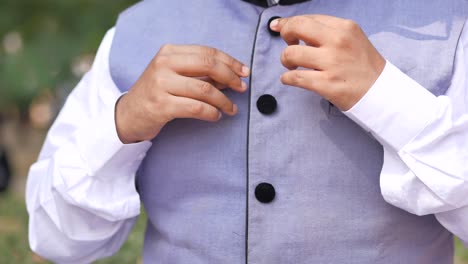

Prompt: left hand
[{"left": 270, "top": 15, "right": 386, "bottom": 111}]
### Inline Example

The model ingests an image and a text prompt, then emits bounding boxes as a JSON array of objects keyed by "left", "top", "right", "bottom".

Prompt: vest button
[
  {"left": 255, "top": 183, "right": 276, "bottom": 203},
  {"left": 257, "top": 94, "right": 277, "bottom": 115},
  {"left": 268, "top": 16, "right": 281, "bottom": 36}
]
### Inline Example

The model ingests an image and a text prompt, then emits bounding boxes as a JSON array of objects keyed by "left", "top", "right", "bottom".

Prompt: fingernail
[
  {"left": 232, "top": 104, "right": 238, "bottom": 114},
  {"left": 270, "top": 19, "right": 279, "bottom": 29},
  {"left": 218, "top": 112, "right": 223, "bottom": 120},
  {"left": 241, "top": 81, "right": 248, "bottom": 91},
  {"left": 242, "top": 65, "right": 250, "bottom": 75}
]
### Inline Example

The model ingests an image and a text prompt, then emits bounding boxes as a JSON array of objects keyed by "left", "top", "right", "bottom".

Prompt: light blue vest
[{"left": 109, "top": 0, "right": 467, "bottom": 263}]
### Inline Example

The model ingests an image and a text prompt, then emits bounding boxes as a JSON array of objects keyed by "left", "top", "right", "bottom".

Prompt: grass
[
  {"left": 457, "top": 238, "right": 468, "bottom": 263},
  {"left": 0, "top": 191, "right": 146, "bottom": 264},
  {"left": 1, "top": 191, "right": 468, "bottom": 263}
]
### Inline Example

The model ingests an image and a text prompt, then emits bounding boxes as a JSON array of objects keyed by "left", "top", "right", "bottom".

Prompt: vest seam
[
  {"left": 448, "top": 17, "right": 468, "bottom": 97},
  {"left": 245, "top": 12, "right": 264, "bottom": 264}
]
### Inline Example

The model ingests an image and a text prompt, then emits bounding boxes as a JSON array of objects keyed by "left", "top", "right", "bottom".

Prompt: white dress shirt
[{"left": 26, "top": 24, "right": 468, "bottom": 262}]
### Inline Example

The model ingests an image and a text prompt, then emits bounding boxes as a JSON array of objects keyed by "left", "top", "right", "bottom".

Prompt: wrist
[
  {"left": 115, "top": 93, "right": 167, "bottom": 144},
  {"left": 115, "top": 93, "right": 136, "bottom": 144}
]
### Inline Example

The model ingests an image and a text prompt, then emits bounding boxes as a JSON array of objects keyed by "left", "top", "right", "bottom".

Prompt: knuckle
[
  {"left": 204, "top": 47, "right": 218, "bottom": 57},
  {"left": 281, "top": 20, "right": 292, "bottom": 35},
  {"left": 152, "top": 55, "right": 169, "bottom": 67},
  {"left": 290, "top": 16, "right": 305, "bottom": 28},
  {"left": 283, "top": 46, "right": 298, "bottom": 61},
  {"left": 293, "top": 71, "right": 304, "bottom": 83},
  {"left": 198, "top": 82, "right": 213, "bottom": 96},
  {"left": 159, "top": 44, "right": 173, "bottom": 54},
  {"left": 333, "top": 34, "right": 349, "bottom": 48},
  {"left": 325, "top": 49, "right": 340, "bottom": 65},
  {"left": 343, "top": 19, "right": 359, "bottom": 31},
  {"left": 289, "top": 71, "right": 304, "bottom": 85},
  {"left": 206, "top": 109, "right": 219, "bottom": 121},
  {"left": 153, "top": 75, "right": 168, "bottom": 89},
  {"left": 202, "top": 56, "right": 217, "bottom": 69},
  {"left": 223, "top": 101, "right": 233, "bottom": 111},
  {"left": 189, "top": 102, "right": 204, "bottom": 115},
  {"left": 227, "top": 73, "right": 240, "bottom": 86},
  {"left": 323, "top": 71, "right": 337, "bottom": 82},
  {"left": 227, "top": 56, "right": 238, "bottom": 68}
]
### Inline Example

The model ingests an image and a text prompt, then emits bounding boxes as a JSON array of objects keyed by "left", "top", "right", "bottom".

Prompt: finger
[
  {"left": 270, "top": 16, "right": 335, "bottom": 46},
  {"left": 270, "top": 14, "right": 345, "bottom": 32},
  {"left": 158, "top": 44, "right": 250, "bottom": 77},
  {"left": 158, "top": 54, "right": 247, "bottom": 92},
  {"left": 167, "top": 96, "right": 222, "bottom": 122},
  {"left": 196, "top": 77, "right": 228, "bottom": 90},
  {"left": 304, "top": 14, "right": 352, "bottom": 29},
  {"left": 169, "top": 75, "right": 237, "bottom": 115},
  {"left": 281, "top": 45, "right": 323, "bottom": 70},
  {"left": 280, "top": 70, "right": 331, "bottom": 98}
]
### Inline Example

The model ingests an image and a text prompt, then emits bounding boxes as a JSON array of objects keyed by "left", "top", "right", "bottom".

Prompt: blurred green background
[
  {"left": 0, "top": 0, "right": 136, "bottom": 114},
  {"left": 0, "top": 1, "right": 467, "bottom": 263},
  {"left": 0, "top": 1, "right": 149, "bottom": 263}
]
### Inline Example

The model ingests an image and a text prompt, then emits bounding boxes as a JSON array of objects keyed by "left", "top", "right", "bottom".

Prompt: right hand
[{"left": 115, "top": 44, "right": 250, "bottom": 143}]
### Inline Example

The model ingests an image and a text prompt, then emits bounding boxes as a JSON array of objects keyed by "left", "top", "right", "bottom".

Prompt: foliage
[{"left": 0, "top": 0, "right": 137, "bottom": 113}]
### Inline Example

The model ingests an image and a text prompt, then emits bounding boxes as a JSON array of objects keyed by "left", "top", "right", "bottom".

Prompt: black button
[
  {"left": 268, "top": 16, "right": 281, "bottom": 36},
  {"left": 255, "top": 183, "right": 276, "bottom": 203},
  {"left": 257, "top": 94, "right": 277, "bottom": 115}
]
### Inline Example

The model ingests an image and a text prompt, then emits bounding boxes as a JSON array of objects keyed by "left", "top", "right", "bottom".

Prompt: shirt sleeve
[
  {"left": 344, "top": 23, "right": 468, "bottom": 246},
  {"left": 26, "top": 28, "right": 152, "bottom": 263}
]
